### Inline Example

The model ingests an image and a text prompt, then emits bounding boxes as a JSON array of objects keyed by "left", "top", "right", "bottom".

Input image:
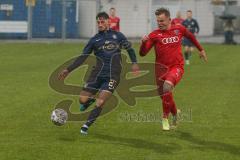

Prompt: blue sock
[{"left": 85, "top": 106, "right": 102, "bottom": 127}]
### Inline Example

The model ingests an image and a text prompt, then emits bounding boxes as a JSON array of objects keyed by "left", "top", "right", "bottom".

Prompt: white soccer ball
[{"left": 51, "top": 108, "right": 68, "bottom": 126}]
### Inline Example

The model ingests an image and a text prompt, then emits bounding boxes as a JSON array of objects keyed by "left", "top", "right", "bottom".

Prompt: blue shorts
[
  {"left": 83, "top": 76, "right": 119, "bottom": 94},
  {"left": 183, "top": 38, "right": 194, "bottom": 47}
]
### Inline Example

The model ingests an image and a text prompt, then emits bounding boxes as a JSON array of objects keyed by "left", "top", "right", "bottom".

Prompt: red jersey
[
  {"left": 140, "top": 25, "right": 203, "bottom": 69},
  {"left": 171, "top": 18, "right": 184, "bottom": 25},
  {"left": 109, "top": 16, "right": 120, "bottom": 31}
]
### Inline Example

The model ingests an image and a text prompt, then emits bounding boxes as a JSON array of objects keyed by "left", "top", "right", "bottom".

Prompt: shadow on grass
[
  {"left": 58, "top": 136, "right": 77, "bottom": 142},
  {"left": 173, "top": 131, "right": 240, "bottom": 156},
  {"left": 57, "top": 129, "right": 81, "bottom": 142},
  {"left": 91, "top": 133, "right": 181, "bottom": 154}
]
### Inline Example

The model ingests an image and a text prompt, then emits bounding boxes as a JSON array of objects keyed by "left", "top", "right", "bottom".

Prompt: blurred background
[{"left": 0, "top": 0, "right": 239, "bottom": 43}]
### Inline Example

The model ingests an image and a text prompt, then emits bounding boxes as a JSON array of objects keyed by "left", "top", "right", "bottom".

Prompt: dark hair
[
  {"left": 110, "top": 7, "right": 116, "bottom": 10},
  {"left": 96, "top": 12, "right": 109, "bottom": 20},
  {"left": 187, "top": 10, "right": 192, "bottom": 13},
  {"left": 155, "top": 7, "right": 170, "bottom": 17}
]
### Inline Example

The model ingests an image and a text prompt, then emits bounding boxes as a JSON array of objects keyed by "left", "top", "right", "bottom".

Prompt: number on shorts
[{"left": 108, "top": 79, "right": 117, "bottom": 90}]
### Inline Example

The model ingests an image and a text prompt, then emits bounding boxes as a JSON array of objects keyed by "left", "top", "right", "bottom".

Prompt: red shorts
[{"left": 156, "top": 66, "right": 184, "bottom": 86}]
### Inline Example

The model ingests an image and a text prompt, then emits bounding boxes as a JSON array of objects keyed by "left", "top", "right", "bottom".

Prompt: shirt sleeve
[
  {"left": 118, "top": 32, "right": 137, "bottom": 63},
  {"left": 182, "top": 20, "right": 187, "bottom": 27},
  {"left": 139, "top": 33, "right": 154, "bottom": 56},
  {"left": 194, "top": 19, "right": 200, "bottom": 33},
  {"left": 67, "top": 38, "right": 94, "bottom": 72}
]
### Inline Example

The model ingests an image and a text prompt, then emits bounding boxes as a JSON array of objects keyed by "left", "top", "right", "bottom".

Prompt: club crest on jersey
[{"left": 174, "top": 30, "right": 179, "bottom": 35}]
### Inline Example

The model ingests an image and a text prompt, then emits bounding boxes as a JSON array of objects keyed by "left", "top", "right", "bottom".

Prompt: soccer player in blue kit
[
  {"left": 58, "top": 12, "right": 139, "bottom": 134},
  {"left": 182, "top": 10, "right": 200, "bottom": 65}
]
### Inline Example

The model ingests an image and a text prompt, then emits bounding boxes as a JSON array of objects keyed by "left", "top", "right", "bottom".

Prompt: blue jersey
[
  {"left": 67, "top": 29, "right": 137, "bottom": 79},
  {"left": 182, "top": 18, "right": 199, "bottom": 34}
]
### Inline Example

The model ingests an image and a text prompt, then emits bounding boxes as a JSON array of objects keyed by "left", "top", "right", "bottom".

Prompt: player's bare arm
[
  {"left": 58, "top": 69, "right": 69, "bottom": 80},
  {"left": 199, "top": 50, "right": 208, "bottom": 62}
]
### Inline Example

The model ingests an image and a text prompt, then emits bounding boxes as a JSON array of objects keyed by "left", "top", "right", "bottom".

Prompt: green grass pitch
[{"left": 0, "top": 43, "right": 239, "bottom": 160}]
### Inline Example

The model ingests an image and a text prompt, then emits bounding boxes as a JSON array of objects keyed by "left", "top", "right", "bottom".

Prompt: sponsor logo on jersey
[
  {"left": 103, "top": 41, "right": 119, "bottom": 51},
  {"left": 162, "top": 36, "right": 179, "bottom": 44}
]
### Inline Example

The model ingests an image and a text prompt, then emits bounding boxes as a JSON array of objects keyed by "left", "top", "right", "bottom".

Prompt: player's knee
[
  {"left": 79, "top": 96, "right": 89, "bottom": 104},
  {"left": 163, "top": 81, "right": 174, "bottom": 93},
  {"left": 96, "top": 98, "right": 105, "bottom": 107},
  {"left": 185, "top": 47, "right": 190, "bottom": 52}
]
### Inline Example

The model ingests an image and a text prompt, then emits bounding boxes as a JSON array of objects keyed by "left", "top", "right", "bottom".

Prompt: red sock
[
  {"left": 170, "top": 99, "right": 177, "bottom": 116},
  {"left": 161, "top": 93, "right": 171, "bottom": 118},
  {"left": 161, "top": 92, "right": 177, "bottom": 118}
]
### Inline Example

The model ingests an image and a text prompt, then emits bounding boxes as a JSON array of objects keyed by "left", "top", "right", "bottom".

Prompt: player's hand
[
  {"left": 131, "top": 63, "right": 140, "bottom": 76},
  {"left": 199, "top": 50, "right": 208, "bottom": 62},
  {"left": 141, "top": 35, "right": 149, "bottom": 43},
  {"left": 58, "top": 69, "right": 69, "bottom": 80}
]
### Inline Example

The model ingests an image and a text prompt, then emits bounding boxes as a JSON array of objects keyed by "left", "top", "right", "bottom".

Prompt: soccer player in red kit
[
  {"left": 139, "top": 8, "right": 207, "bottom": 131},
  {"left": 171, "top": 11, "right": 184, "bottom": 26},
  {"left": 109, "top": 7, "right": 120, "bottom": 31}
]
